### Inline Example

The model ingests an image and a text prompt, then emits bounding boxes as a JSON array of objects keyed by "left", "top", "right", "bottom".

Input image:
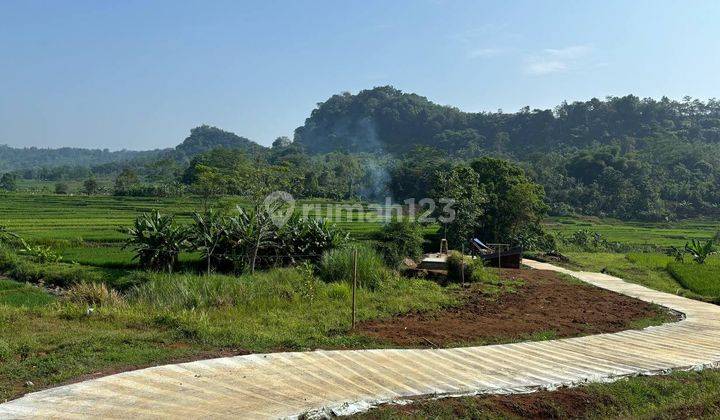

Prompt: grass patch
[
  {"left": 561, "top": 252, "right": 720, "bottom": 302},
  {"left": 0, "top": 280, "right": 54, "bottom": 308},
  {"left": 0, "top": 245, "right": 137, "bottom": 290},
  {"left": 318, "top": 244, "right": 391, "bottom": 290},
  {"left": 348, "top": 369, "right": 720, "bottom": 419},
  {"left": 0, "top": 267, "right": 455, "bottom": 401},
  {"left": 561, "top": 252, "right": 698, "bottom": 298}
]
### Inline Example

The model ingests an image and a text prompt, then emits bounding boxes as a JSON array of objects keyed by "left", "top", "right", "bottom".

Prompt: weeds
[{"left": 66, "top": 282, "right": 125, "bottom": 307}]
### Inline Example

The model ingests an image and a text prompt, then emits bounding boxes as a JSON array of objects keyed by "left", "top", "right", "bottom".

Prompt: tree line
[{"left": 2, "top": 88, "right": 719, "bottom": 221}]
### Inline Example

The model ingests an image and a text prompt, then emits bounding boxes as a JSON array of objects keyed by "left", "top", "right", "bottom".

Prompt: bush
[
  {"left": 469, "top": 259, "right": 497, "bottom": 283},
  {"left": 318, "top": 244, "right": 391, "bottom": 290},
  {"left": 446, "top": 251, "right": 470, "bottom": 283},
  {"left": 54, "top": 182, "right": 69, "bottom": 195},
  {"left": 271, "top": 214, "right": 348, "bottom": 265},
  {"left": 374, "top": 219, "right": 424, "bottom": 267},
  {"left": 447, "top": 251, "right": 497, "bottom": 284},
  {"left": 18, "top": 242, "right": 63, "bottom": 263},
  {"left": 66, "top": 282, "right": 124, "bottom": 307}
]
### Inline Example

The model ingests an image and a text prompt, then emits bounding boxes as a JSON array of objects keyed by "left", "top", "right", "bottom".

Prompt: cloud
[{"left": 524, "top": 45, "right": 593, "bottom": 75}]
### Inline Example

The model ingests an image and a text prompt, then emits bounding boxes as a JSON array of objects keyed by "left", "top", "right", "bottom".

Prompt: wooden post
[
  {"left": 351, "top": 247, "right": 358, "bottom": 329},
  {"left": 460, "top": 244, "right": 465, "bottom": 287}
]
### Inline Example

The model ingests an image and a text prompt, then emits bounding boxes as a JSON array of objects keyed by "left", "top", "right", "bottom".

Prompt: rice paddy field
[
  {"left": 0, "top": 193, "right": 397, "bottom": 243},
  {"left": 0, "top": 193, "right": 424, "bottom": 268},
  {"left": 0, "top": 192, "right": 718, "bottom": 272},
  {"left": 546, "top": 215, "right": 718, "bottom": 247}
]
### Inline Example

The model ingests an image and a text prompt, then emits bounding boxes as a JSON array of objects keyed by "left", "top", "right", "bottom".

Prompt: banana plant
[
  {"left": 122, "top": 211, "right": 187, "bottom": 272},
  {"left": 187, "top": 210, "right": 226, "bottom": 275},
  {"left": 685, "top": 239, "right": 715, "bottom": 264}
]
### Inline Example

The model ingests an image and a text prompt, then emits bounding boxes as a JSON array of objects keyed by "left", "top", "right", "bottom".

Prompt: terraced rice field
[{"left": 546, "top": 216, "right": 718, "bottom": 247}]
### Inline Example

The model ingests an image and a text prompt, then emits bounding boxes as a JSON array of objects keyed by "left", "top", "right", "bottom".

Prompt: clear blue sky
[{"left": 1, "top": 0, "right": 718, "bottom": 150}]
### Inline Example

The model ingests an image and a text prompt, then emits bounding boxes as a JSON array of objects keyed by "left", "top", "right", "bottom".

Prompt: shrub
[
  {"left": 374, "top": 219, "right": 424, "bottom": 267},
  {"left": 666, "top": 246, "right": 686, "bottom": 263},
  {"left": 66, "top": 282, "right": 124, "bottom": 307},
  {"left": 446, "top": 251, "right": 470, "bottom": 283},
  {"left": 122, "top": 210, "right": 187, "bottom": 272},
  {"left": 54, "top": 182, "right": 69, "bottom": 195},
  {"left": 447, "top": 251, "right": 497, "bottom": 284},
  {"left": 18, "top": 241, "right": 63, "bottom": 263},
  {"left": 208, "top": 205, "right": 280, "bottom": 274},
  {"left": 318, "top": 244, "right": 390, "bottom": 290},
  {"left": 187, "top": 210, "right": 226, "bottom": 275}
]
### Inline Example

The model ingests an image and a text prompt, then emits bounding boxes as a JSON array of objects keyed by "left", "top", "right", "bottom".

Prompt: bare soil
[
  {"left": 351, "top": 387, "right": 615, "bottom": 419},
  {"left": 355, "top": 268, "right": 679, "bottom": 347}
]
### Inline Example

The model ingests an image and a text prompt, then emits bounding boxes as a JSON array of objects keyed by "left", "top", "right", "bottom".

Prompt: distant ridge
[{"left": 0, "top": 125, "right": 265, "bottom": 172}]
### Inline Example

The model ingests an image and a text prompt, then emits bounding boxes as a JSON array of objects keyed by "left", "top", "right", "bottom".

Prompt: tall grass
[
  {"left": 317, "top": 244, "right": 391, "bottom": 290},
  {"left": 125, "top": 266, "right": 455, "bottom": 350},
  {"left": 131, "top": 268, "right": 318, "bottom": 311}
]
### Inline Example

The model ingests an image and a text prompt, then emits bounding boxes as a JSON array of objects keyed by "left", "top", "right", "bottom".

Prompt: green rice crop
[
  {"left": 0, "top": 279, "right": 54, "bottom": 308},
  {"left": 667, "top": 257, "right": 720, "bottom": 299},
  {"left": 546, "top": 216, "right": 718, "bottom": 248}
]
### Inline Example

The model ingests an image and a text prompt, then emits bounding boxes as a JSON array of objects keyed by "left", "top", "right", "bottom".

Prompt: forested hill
[
  {"left": 294, "top": 86, "right": 720, "bottom": 220},
  {"left": 0, "top": 145, "right": 164, "bottom": 173},
  {"left": 0, "top": 125, "right": 265, "bottom": 172},
  {"left": 175, "top": 125, "right": 265, "bottom": 157},
  {"left": 294, "top": 86, "right": 720, "bottom": 155}
]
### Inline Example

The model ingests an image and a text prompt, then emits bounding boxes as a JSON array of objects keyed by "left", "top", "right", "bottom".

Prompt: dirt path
[
  {"left": 357, "top": 269, "right": 676, "bottom": 347},
  {"left": 2, "top": 260, "right": 720, "bottom": 419}
]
